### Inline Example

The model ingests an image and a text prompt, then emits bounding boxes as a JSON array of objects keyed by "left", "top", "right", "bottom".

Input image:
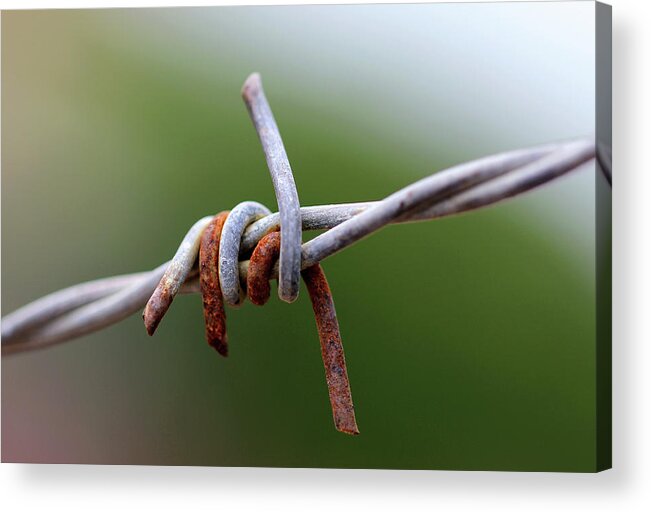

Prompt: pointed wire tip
[
  {"left": 337, "top": 425, "right": 360, "bottom": 436},
  {"left": 241, "top": 72, "right": 262, "bottom": 100},
  {"left": 142, "top": 308, "right": 160, "bottom": 336},
  {"left": 210, "top": 341, "right": 229, "bottom": 357},
  {"left": 143, "top": 290, "right": 171, "bottom": 336}
]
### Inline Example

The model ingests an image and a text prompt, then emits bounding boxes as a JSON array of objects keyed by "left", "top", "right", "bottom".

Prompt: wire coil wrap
[
  {"left": 218, "top": 201, "right": 272, "bottom": 307},
  {"left": 0, "top": 73, "right": 606, "bottom": 435},
  {"left": 1, "top": 137, "right": 598, "bottom": 355},
  {"left": 1, "top": 71, "right": 603, "bottom": 357}
]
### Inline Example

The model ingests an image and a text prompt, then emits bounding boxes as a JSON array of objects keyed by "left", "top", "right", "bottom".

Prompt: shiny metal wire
[
  {"left": 218, "top": 201, "right": 272, "bottom": 307},
  {"left": 1, "top": 71, "right": 603, "bottom": 355},
  {"left": 142, "top": 217, "right": 214, "bottom": 335},
  {"left": 242, "top": 73, "right": 302, "bottom": 304},
  {"left": 1, "top": 137, "right": 597, "bottom": 355}
]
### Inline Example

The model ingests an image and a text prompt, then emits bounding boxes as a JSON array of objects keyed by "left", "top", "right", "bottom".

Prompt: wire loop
[
  {"left": 0, "top": 72, "right": 604, "bottom": 435},
  {"left": 1, "top": 138, "right": 598, "bottom": 355},
  {"left": 1, "top": 73, "right": 602, "bottom": 358},
  {"left": 247, "top": 231, "right": 281, "bottom": 306},
  {"left": 218, "top": 201, "right": 272, "bottom": 307}
]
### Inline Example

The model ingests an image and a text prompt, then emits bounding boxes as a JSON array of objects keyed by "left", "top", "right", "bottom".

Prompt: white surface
[{"left": 1, "top": 0, "right": 649, "bottom": 511}]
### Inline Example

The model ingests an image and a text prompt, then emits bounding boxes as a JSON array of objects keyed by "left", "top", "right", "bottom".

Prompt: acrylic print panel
[{"left": 1, "top": 1, "right": 611, "bottom": 472}]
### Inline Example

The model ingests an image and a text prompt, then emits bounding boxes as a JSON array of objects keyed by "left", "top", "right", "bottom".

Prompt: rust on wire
[
  {"left": 247, "top": 232, "right": 359, "bottom": 434},
  {"left": 0, "top": 72, "right": 600, "bottom": 438},
  {"left": 199, "top": 211, "right": 230, "bottom": 356},
  {"left": 247, "top": 230, "right": 281, "bottom": 306},
  {"left": 4, "top": 140, "right": 597, "bottom": 355},
  {"left": 143, "top": 217, "right": 213, "bottom": 336},
  {"left": 302, "top": 264, "right": 360, "bottom": 436}
]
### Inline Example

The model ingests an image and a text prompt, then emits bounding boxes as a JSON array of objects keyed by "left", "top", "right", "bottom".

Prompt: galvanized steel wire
[{"left": 1, "top": 74, "right": 601, "bottom": 356}]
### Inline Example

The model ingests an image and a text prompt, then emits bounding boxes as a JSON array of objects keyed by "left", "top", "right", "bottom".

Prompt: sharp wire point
[
  {"left": 143, "top": 216, "right": 213, "bottom": 335},
  {"left": 302, "top": 263, "right": 359, "bottom": 436},
  {"left": 1, "top": 137, "right": 597, "bottom": 354},
  {"left": 1, "top": 74, "right": 601, "bottom": 434},
  {"left": 242, "top": 73, "right": 302, "bottom": 304}
]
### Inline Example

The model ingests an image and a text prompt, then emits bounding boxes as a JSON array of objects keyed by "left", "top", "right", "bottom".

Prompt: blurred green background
[{"left": 2, "top": 3, "right": 598, "bottom": 471}]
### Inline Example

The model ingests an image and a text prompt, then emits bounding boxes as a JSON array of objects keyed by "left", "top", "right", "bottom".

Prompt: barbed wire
[
  {"left": 1, "top": 73, "right": 602, "bottom": 361},
  {"left": 0, "top": 136, "right": 597, "bottom": 352},
  {"left": 1, "top": 73, "right": 604, "bottom": 434}
]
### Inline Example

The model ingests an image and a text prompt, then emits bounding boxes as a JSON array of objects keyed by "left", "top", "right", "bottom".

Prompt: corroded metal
[
  {"left": 143, "top": 217, "right": 213, "bottom": 335},
  {"left": 246, "top": 231, "right": 281, "bottom": 306},
  {"left": 2, "top": 138, "right": 597, "bottom": 355},
  {"left": 302, "top": 264, "right": 359, "bottom": 435},
  {"left": 247, "top": 231, "right": 359, "bottom": 435},
  {"left": 199, "top": 211, "right": 230, "bottom": 356}
]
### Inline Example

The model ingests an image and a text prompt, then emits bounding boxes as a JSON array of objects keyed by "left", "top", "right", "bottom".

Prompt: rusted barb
[
  {"left": 143, "top": 265, "right": 182, "bottom": 336},
  {"left": 247, "top": 230, "right": 281, "bottom": 306},
  {"left": 302, "top": 264, "right": 359, "bottom": 435},
  {"left": 143, "top": 283, "right": 172, "bottom": 336},
  {"left": 199, "top": 211, "right": 230, "bottom": 356},
  {"left": 143, "top": 216, "right": 213, "bottom": 336}
]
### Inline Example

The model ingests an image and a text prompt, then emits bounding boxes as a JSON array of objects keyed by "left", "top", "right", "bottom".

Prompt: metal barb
[
  {"left": 247, "top": 231, "right": 281, "bottom": 306},
  {"left": 199, "top": 212, "right": 231, "bottom": 356},
  {"left": 0, "top": 73, "right": 603, "bottom": 437},
  {"left": 143, "top": 217, "right": 213, "bottom": 335},
  {"left": 302, "top": 264, "right": 359, "bottom": 435},
  {"left": 1, "top": 140, "right": 598, "bottom": 355},
  {"left": 247, "top": 232, "right": 359, "bottom": 435},
  {"left": 242, "top": 73, "right": 302, "bottom": 304}
]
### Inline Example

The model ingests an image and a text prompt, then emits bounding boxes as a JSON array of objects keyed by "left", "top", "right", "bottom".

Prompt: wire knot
[{"left": 0, "top": 72, "right": 601, "bottom": 435}]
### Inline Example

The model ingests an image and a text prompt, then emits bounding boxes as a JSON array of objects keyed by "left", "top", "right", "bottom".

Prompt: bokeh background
[{"left": 2, "top": 2, "right": 599, "bottom": 471}]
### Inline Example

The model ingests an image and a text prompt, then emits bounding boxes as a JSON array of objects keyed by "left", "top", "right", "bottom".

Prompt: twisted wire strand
[
  {"left": 299, "top": 138, "right": 595, "bottom": 269},
  {"left": 1, "top": 137, "right": 596, "bottom": 355},
  {"left": 0, "top": 271, "right": 151, "bottom": 341},
  {"left": 237, "top": 139, "right": 572, "bottom": 254}
]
